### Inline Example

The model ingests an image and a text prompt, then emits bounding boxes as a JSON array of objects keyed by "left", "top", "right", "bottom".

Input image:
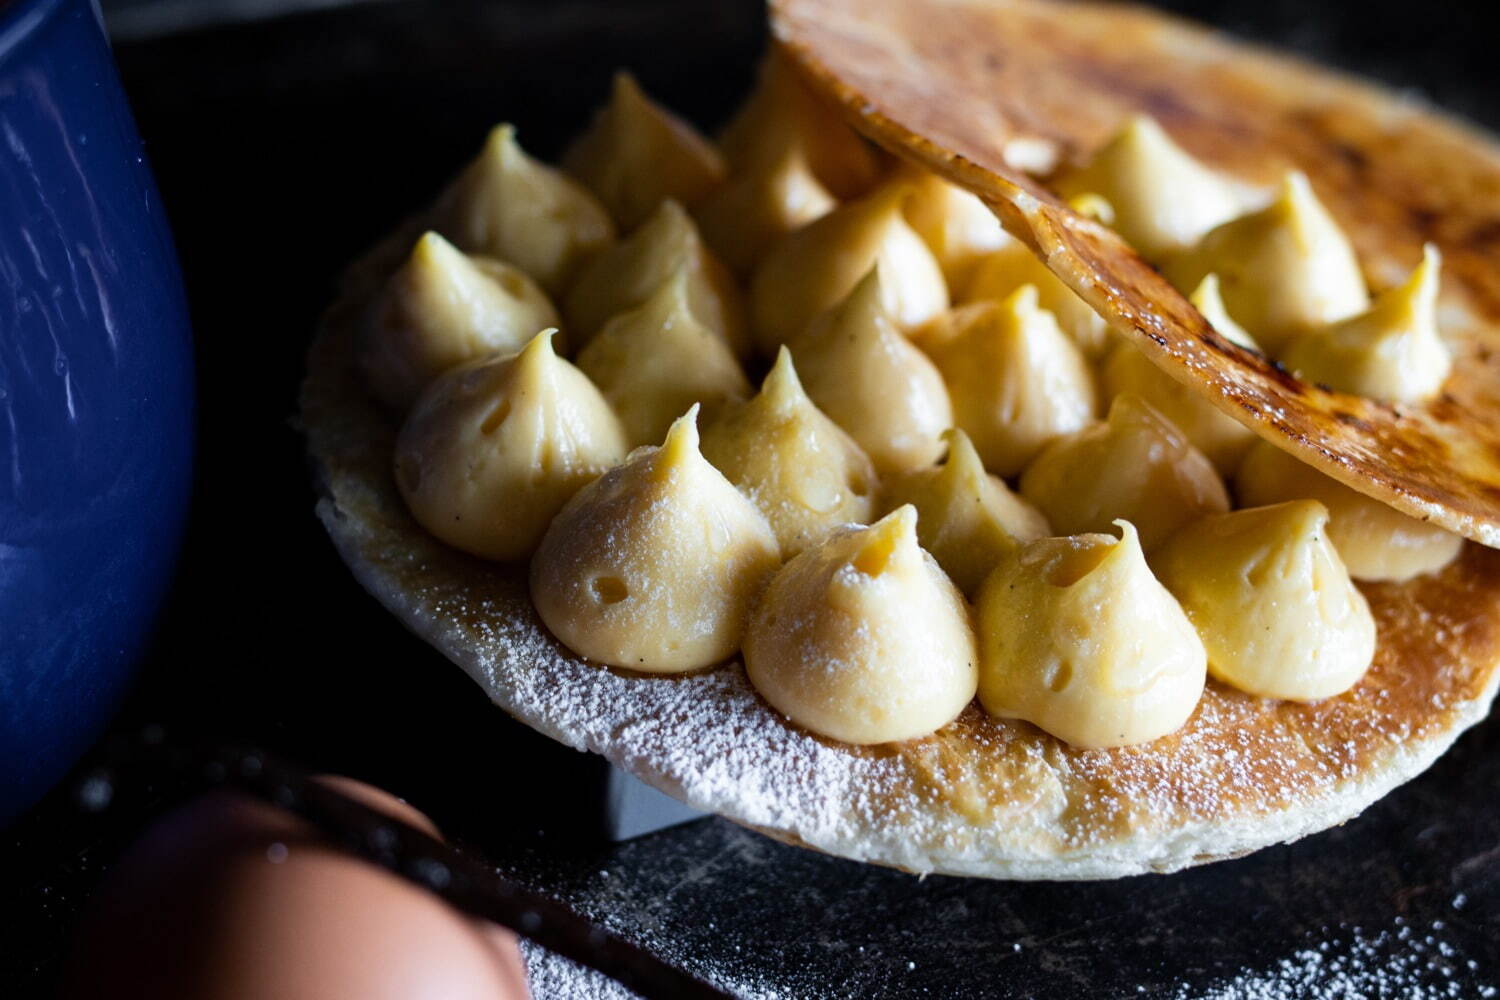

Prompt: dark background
[{"left": 5, "top": 0, "right": 1500, "bottom": 996}]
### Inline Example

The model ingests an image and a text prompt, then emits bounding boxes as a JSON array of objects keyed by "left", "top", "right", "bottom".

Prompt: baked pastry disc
[
  {"left": 302, "top": 3, "right": 1500, "bottom": 878},
  {"left": 773, "top": 0, "right": 1500, "bottom": 548},
  {"left": 304, "top": 259, "right": 1500, "bottom": 879}
]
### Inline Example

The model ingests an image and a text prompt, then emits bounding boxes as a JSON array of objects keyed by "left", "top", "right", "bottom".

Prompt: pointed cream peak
[
  {"left": 410, "top": 229, "right": 467, "bottom": 270},
  {"left": 1066, "top": 192, "right": 1115, "bottom": 226},
  {"left": 1364, "top": 241, "right": 1441, "bottom": 332},
  {"left": 642, "top": 262, "right": 696, "bottom": 322},
  {"left": 515, "top": 327, "right": 560, "bottom": 370},
  {"left": 1045, "top": 519, "right": 1145, "bottom": 589},
  {"left": 761, "top": 346, "right": 810, "bottom": 414},
  {"left": 655, "top": 403, "right": 702, "bottom": 478},
  {"left": 806, "top": 264, "right": 892, "bottom": 349},
  {"left": 1188, "top": 273, "right": 1257, "bottom": 350},
  {"left": 1273, "top": 170, "right": 1365, "bottom": 264},
  {"left": 1121, "top": 112, "right": 1166, "bottom": 143},
  {"left": 508, "top": 327, "right": 566, "bottom": 399},
  {"left": 612, "top": 69, "right": 646, "bottom": 106},
  {"left": 1275, "top": 170, "right": 1327, "bottom": 242},
  {"left": 1109, "top": 518, "right": 1144, "bottom": 556},
  {"left": 1099, "top": 114, "right": 1185, "bottom": 172},
  {"left": 1265, "top": 497, "right": 1330, "bottom": 540},
  {"left": 404, "top": 230, "right": 490, "bottom": 300},
  {"left": 646, "top": 197, "right": 695, "bottom": 239},
  {"left": 1276, "top": 169, "right": 1314, "bottom": 209},
  {"left": 480, "top": 122, "right": 521, "bottom": 165},
  {"left": 841, "top": 265, "right": 887, "bottom": 327},
  {"left": 1000, "top": 282, "right": 1042, "bottom": 319},
  {"left": 403, "top": 230, "right": 527, "bottom": 315},
  {"left": 937, "top": 427, "right": 988, "bottom": 486},
  {"left": 851, "top": 505, "right": 920, "bottom": 579}
]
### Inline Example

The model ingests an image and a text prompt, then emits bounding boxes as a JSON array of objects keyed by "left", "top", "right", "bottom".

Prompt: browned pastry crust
[{"left": 772, "top": 0, "right": 1500, "bottom": 547}]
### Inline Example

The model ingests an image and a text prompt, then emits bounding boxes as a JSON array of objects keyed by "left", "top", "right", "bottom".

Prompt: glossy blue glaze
[{"left": 0, "top": 0, "right": 194, "bottom": 821}]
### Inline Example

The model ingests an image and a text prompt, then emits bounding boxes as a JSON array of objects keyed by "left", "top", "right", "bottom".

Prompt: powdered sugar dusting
[
  {"left": 1175, "top": 918, "right": 1495, "bottom": 999},
  {"left": 520, "top": 941, "right": 644, "bottom": 1000}
]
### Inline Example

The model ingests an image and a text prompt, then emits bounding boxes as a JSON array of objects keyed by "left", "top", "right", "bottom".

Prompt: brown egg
[{"left": 62, "top": 777, "right": 531, "bottom": 1000}]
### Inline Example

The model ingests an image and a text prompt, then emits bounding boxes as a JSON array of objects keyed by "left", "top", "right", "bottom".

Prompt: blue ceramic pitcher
[{"left": 1, "top": 0, "right": 194, "bottom": 821}]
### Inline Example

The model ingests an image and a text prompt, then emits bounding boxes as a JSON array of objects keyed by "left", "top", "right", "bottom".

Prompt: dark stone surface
[{"left": 4, "top": 0, "right": 1500, "bottom": 995}]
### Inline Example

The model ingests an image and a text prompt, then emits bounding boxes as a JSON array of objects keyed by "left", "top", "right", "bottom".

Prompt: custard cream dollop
[
  {"left": 750, "top": 184, "right": 949, "bottom": 354},
  {"left": 434, "top": 124, "right": 615, "bottom": 295},
  {"left": 1100, "top": 276, "right": 1258, "bottom": 475},
  {"left": 744, "top": 506, "right": 978, "bottom": 745},
  {"left": 563, "top": 199, "right": 747, "bottom": 356},
  {"left": 883, "top": 428, "right": 1050, "bottom": 595},
  {"left": 1021, "top": 394, "right": 1229, "bottom": 551},
  {"left": 394, "top": 330, "right": 628, "bottom": 561},
  {"left": 962, "top": 230, "right": 1113, "bottom": 360},
  {"left": 976, "top": 522, "right": 1207, "bottom": 749},
  {"left": 563, "top": 72, "right": 727, "bottom": 230},
  {"left": 1053, "top": 115, "right": 1243, "bottom": 260},
  {"left": 718, "top": 51, "right": 884, "bottom": 200},
  {"left": 1280, "top": 244, "right": 1451, "bottom": 405},
  {"left": 791, "top": 267, "right": 954, "bottom": 473},
  {"left": 359, "top": 231, "right": 560, "bottom": 411},
  {"left": 700, "top": 347, "right": 877, "bottom": 557},
  {"left": 1153, "top": 500, "right": 1375, "bottom": 701},
  {"left": 891, "top": 163, "right": 1009, "bottom": 291},
  {"left": 575, "top": 266, "right": 752, "bottom": 447},
  {"left": 694, "top": 145, "right": 837, "bottom": 276},
  {"left": 1235, "top": 440, "right": 1462, "bottom": 582},
  {"left": 926, "top": 286, "right": 1097, "bottom": 477},
  {"left": 1165, "top": 171, "right": 1369, "bottom": 351},
  {"left": 530, "top": 407, "right": 780, "bottom": 673},
  {"left": 1189, "top": 272, "right": 1257, "bottom": 349}
]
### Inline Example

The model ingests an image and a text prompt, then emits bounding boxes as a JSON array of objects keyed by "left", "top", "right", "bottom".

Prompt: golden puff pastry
[
  {"left": 924, "top": 287, "right": 1097, "bottom": 478},
  {"left": 394, "top": 330, "right": 627, "bottom": 561},
  {"left": 358, "top": 231, "right": 559, "bottom": 411},
  {"left": 718, "top": 50, "right": 884, "bottom": 199},
  {"left": 1235, "top": 440, "right": 1462, "bottom": 582},
  {"left": 563, "top": 72, "right": 727, "bottom": 230},
  {"left": 530, "top": 406, "right": 781, "bottom": 673},
  {"left": 693, "top": 145, "right": 837, "bottom": 276},
  {"left": 1164, "top": 171, "right": 1369, "bottom": 352},
  {"left": 1280, "top": 244, "right": 1450, "bottom": 405},
  {"left": 700, "top": 347, "right": 877, "bottom": 557},
  {"left": 790, "top": 266, "right": 953, "bottom": 473},
  {"left": 744, "top": 505, "right": 978, "bottom": 745},
  {"left": 575, "top": 266, "right": 752, "bottom": 447},
  {"left": 750, "top": 184, "right": 948, "bottom": 354},
  {"left": 1052, "top": 115, "right": 1243, "bottom": 260},
  {"left": 433, "top": 124, "right": 614, "bottom": 295},
  {"left": 563, "top": 199, "right": 747, "bottom": 356},
  {"left": 1153, "top": 500, "right": 1375, "bottom": 701},
  {"left": 1020, "top": 393, "right": 1229, "bottom": 552},
  {"left": 977, "top": 521, "right": 1206, "bottom": 749},
  {"left": 882, "top": 428, "right": 1049, "bottom": 595}
]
